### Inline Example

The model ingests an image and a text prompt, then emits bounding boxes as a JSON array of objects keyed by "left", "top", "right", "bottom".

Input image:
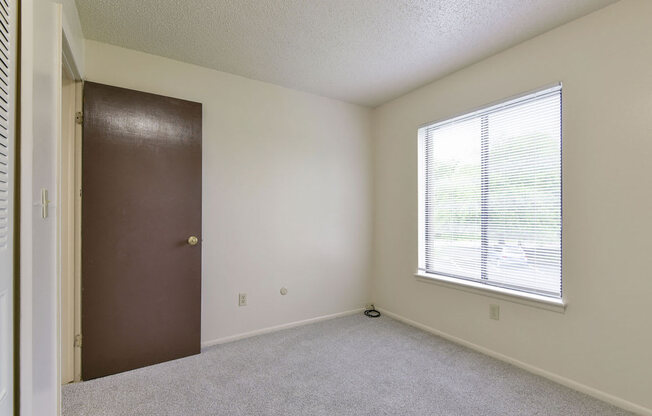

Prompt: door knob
[{"left": 187, "top": 236, "right": 199, "bottom": 246}]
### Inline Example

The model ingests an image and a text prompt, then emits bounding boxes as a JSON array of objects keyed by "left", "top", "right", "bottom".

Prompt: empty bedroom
[{"left": 2, "top": 0, "right": 651, "bottom": 415}]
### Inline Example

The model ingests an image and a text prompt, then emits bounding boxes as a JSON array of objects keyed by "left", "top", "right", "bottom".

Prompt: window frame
[{"left": 416, "top": 84, "right": 565, "bottom": 312}]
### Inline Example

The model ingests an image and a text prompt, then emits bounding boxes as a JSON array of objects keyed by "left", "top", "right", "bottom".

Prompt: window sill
[{"left": 414, "top": 271, "right": 566, "bottom": 313}]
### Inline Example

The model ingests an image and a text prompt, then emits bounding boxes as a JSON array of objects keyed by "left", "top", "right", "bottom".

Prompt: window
[{"left": 418, "top": 85, "right": 562, "bottom": 300}]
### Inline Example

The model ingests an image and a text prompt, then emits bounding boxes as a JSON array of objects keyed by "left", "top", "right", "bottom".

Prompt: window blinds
[
  {"left": 0, "top": 0, "right": 12, "bottom": 251},
  {"left": 0, "top": 0, "right": 15, "bottom": 414},
  {"left": 419, "top": 85, "right": 562, "bottom": 298}
]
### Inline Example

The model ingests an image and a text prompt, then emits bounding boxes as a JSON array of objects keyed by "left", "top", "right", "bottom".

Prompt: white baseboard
[
  {"left": 201, "top": 308, "right": 365, "bottom": 349},
  {"left": 377, "top": 307, "right": 651, "bottom": 416}
]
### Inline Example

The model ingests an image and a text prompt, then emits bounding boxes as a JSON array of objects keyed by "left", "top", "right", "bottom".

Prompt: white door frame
[
  {"left": 0, "top": 1, "right": 18, "bottom": 415},
  {"left": 20, "top": 2, "right": 82, "bottom": 414},
  {"left": 59, "top": 37, "right": 82, "bottom": 386}
]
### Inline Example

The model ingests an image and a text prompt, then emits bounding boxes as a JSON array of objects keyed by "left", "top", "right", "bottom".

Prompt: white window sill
[{"left": 414, "top": 271, "right": 566, "bottom": 313}]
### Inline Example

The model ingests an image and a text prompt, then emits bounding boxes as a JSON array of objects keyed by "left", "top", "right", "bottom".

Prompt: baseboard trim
[
  {"left": 376, "top": 307, "right": 651, "bottom": 416},
  {"left": 201, "top": 308, "right": 365, "bottom": 349}
]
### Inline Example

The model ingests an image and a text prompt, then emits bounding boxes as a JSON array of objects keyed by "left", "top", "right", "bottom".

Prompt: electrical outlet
[
  {"left": 489, "top": 304, "right": 500, "bottom": 320},
  {"left": 238, "top": 293, "right": 247, "bottom": 307}
]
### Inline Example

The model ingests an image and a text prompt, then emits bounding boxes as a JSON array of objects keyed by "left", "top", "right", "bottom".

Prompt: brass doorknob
[{"left": 187, "top": 236, "right": 199, "bottom": 246}]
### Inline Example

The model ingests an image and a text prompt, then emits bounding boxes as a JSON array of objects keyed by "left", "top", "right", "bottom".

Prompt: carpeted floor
[{"left": 62, "top": 314, "right": 633, "bottom": 416}]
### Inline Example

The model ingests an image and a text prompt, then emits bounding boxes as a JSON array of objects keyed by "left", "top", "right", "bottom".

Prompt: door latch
[{"left": 41, "top": 188, "right": 50, "bottom": 219}]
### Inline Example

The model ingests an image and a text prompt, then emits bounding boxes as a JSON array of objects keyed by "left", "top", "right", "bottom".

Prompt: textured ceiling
[{"left": 75, "top": 0, "right": 618, "bottom": 107}]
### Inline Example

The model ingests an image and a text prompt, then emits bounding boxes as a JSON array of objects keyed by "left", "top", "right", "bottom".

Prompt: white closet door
[{"left": 0, "top": 0, "right": 16, "bottom": 415}]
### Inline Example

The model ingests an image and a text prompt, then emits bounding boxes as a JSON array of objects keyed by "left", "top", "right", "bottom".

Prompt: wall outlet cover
[
  {"left": 238, "top": 293, "right": 247, "bottom": 307},
  {"left": 489, "top": 304, "right": 500, "bottom": 320}
]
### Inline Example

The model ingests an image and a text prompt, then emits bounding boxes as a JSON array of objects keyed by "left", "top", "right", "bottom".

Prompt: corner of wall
[
  {"left": 368, "top": 109, "right": 380, "bottom": 305},
  {"left": 60, "top": 0, "right": 85, "bottom": 78}
]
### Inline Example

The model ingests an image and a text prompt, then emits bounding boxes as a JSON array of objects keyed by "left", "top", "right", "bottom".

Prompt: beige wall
[
  {"left": 84, "top": 40, "right": 373, "bottom": 345},
  {"left": 371, "top": 0, "right": 652, "bottom": 413}
]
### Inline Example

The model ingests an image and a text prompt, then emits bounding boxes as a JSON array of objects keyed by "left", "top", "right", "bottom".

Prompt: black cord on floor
[{"left": 364, "top": 306, "right": 381, "bottom": 318}]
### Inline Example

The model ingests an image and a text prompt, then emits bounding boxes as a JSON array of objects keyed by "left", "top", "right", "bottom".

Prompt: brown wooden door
[{"left": 81, "top": 82, "right": 202, "bottom": 380}]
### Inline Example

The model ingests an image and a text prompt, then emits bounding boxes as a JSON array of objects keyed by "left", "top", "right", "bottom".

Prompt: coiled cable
[{"left": 364, "top": 305, "right": 381, "bottom": 318}]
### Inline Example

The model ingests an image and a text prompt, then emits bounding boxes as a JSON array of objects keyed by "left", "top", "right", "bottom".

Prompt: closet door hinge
[
  {"left": 74, "top": 334, "right": 83, "bottom": 348},
  {"left": 75, "top": 111, "right": 84, "bottom": 125}
]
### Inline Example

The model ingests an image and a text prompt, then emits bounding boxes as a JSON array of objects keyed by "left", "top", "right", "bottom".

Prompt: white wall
[
  {"left": 371, "top": 0, "right": 652, "bottom": 413},
  {"left": 58, "top": 0, "right": 85, "bottom": 77},
  {"left": 83, "top": 40, "right": 373, "bottom": 345},
  {"left": 21, "top": 0, "right": 85, "bottom": 413},
  {"left": 20, "top": 0, "right": 64, "bottom": 415}
]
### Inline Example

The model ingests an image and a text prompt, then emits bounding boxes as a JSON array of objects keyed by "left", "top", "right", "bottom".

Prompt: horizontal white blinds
[
  {"left": 0, "top": 0, "right": 13, "bottom": 414},
  {"left": 420, "top": 86, "right": 562, "bottom": 298},
  {"left": 0, "top": 0, "right": 11, "bottom": 251}
]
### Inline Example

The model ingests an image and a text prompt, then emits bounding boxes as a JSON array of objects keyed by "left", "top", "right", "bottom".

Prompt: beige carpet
[{"left": 63, "top": 314, "right": 633, "bottom": 415}]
